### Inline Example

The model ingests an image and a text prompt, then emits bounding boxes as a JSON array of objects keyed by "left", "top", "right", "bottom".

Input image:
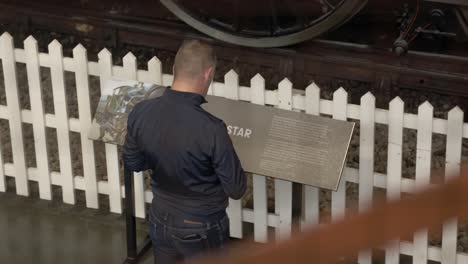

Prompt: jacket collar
[{"left": 166, "top": 87, "right": 207, "bottom": 105}]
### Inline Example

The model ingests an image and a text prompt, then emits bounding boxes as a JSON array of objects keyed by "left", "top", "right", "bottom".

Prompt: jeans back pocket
[{"left": 171, "top": 232, "right": 209, "bottom": 258}]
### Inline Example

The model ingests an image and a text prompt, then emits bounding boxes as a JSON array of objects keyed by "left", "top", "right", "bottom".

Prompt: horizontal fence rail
[{"left": 0, "top": 32, "right": 467, "bottom": 263}]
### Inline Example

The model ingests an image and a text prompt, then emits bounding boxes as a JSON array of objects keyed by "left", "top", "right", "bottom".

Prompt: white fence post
[
  {"left": 73, "top": 44, "right": 99, "bottom": 208},
  {"left": 250, "top": 74, "right": 268, "bottom": 243},
  {"left": 98, "top": 49, "right": 122, "bottom": 213},
  {"left": 148, "top": 57, "right": 163, "bottom": 85},
  {"left": 123, "top": 52, "right": 146, "bottom": 219},
  {"left": 276, "top": 78, "right": 293, "bottom": 240},
  {"left": 49, "top": 39, "right": 75, "bottom": 204},
  {"left": 207, "top": 82, "right": 214, "bottom": 96},
  {"left": 413, "top": 101, "right": 433, "bottom": 264},
  {"left": 359, "top": 92, "right": 376, "bottom": 264},
  {"left": 25, "top": 36, "right": 52, "bottom": 200},
  {"left": 0, "top": 33, "right": 28, "bottom": 196},
  {"left": 224, "top": 70, "right": 243, "bottom": 239},
  {"left": 144, "top": 56, "right": 161, "bottom": 207},
  {"left": 385, "top": 97, "right": 404, "bottom": 264},
  {"left": 442, "top": 107, "right": 463, "bottom": 264},
  {"left": 302, "top": 82, "right": 320, "bottom": 229},
  {"left": 0, "top": 120, "right": 4, "bottom": 192},
  {"left": 332, "top": 88, "right": 348, "bottom": 221}
]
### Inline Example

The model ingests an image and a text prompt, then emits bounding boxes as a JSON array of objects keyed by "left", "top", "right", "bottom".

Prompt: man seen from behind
[{"left": 122, "top": 39, "right": 246, "bottom": 264}]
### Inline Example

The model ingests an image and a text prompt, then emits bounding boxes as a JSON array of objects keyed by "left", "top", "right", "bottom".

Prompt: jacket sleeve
[
  {"left": 122, "top": 105, "right": 151, "bottom": 172},
  {"left": 212, "top": 122, "right": 246, "bottom": 199}
]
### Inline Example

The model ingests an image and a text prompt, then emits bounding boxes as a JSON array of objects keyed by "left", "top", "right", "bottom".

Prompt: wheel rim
[{"left": 161, "top": 0, "right": 368, "bottom": 47}]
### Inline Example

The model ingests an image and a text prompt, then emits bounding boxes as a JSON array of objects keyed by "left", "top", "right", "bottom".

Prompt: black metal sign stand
[{"left": 123, "top": 167, "right": 152, "bottom": 264}]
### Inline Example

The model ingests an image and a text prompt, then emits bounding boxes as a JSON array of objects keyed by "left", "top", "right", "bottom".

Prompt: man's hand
[{"left": 212, "top": 122, "right": 247, "bottom": 199}]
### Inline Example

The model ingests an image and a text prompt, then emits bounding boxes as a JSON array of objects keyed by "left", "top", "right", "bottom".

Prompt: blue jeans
[{"left": 149, "top": 209, "right": 230, "bottom": 264}]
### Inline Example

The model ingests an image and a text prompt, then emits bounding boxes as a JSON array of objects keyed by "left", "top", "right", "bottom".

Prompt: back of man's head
[{"left": 173, "top": 39, "right": 217, "bottom": 82}]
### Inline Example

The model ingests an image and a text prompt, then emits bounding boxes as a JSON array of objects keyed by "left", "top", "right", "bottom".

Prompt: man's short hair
[{"left": 173, "top": 39, "right": 217, "bottom": 80}]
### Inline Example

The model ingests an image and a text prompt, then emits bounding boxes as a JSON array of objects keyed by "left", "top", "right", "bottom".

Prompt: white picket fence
[{"left": 0, "top": 32, "right": 467, "bottom": 263}]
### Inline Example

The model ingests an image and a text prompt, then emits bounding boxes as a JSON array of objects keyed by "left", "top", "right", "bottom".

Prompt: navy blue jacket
[{"left": 122, "top": 88, "right": 246, "bottom": 217}]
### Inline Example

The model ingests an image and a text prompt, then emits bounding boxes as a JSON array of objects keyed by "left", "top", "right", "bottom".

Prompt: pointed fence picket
[
  {"left": 358, "top": 92, "right": 376, "bottom": 264},
  {"left": 441, "top": 107, "right": 463, "bottom": 264},
  {"left": 276, "top": 78, "right": 293, "bottom": 241},
  {"left": 98, "top": 49, "right": 122, "bottom": 214},
  {"left": 224, "top": 70, "right": 243, "bottom": 239},
  {"left": 413, "top": 102, "right": 433, "bottom": 264},
  {"left": 250, "top": 74, "right": 269, "bottom": 243},
  {"left": 331, "top": 88, "right": 348, "bottom": 222},
  {"left": 49, "top": 40, "right": 75, "bottom": 204},
  {"left": 0, "top": 33, "right": 28, "bottom": 196},
  {"left": 302, "top": 83, "right": 320, "bottom": 230},
  {"left": 123, "top": 52, "right": 146, "bottom": 219},
  {"left": 385, "top": 97, "right": 404, "bottom": 264},
  {"left": 0, "top": 34, "right": 467, "bottom": 263},
  {"left": 147, "top": 57, "right": 163, "bottom": 85},
  {"left": 25, "top": 36, "right": 52, "bottom": 200},
  {"left": 73, "top": 44, "right": 99, "bottom": 209}
]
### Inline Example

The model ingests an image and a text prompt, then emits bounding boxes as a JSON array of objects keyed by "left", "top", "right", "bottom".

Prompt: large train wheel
[{"left": 160, "top": 0, "right": 368, "bottom": 47}]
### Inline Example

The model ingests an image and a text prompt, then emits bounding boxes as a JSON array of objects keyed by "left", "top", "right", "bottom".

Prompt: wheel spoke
[
  {"left": 284, "top": 0, "right": 309, "bottom": 29},
  {"left": 233, "top": 0, "right": 241, "bottom": 32},
  {"left": 322, "top": 0, "right": 337, "bottom": 11},
  {"left": 269, "top": 0, "right": 281, "bottom": 36}
]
